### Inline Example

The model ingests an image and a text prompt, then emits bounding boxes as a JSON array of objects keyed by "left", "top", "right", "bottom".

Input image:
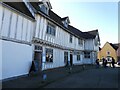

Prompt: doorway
[
  {"left": 70, "top": 54, "right": 73, "bottom": 66},
  {"left": 34, "top": 51, "right": 42, "bottom": 71},
  {"left": 33, "top": 45, "right": 43, "bottom": 71}
]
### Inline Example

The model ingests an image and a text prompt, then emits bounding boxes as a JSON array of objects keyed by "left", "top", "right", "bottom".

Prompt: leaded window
[
  {"left": 84, "top": 52, "right": 90, "bottom": 58},
  {"left": 64, "top": 52, "right": 68, "bottom": 64},
  {"left": 77, "top": 52, "right": 81, "bottom": 61},
  {"left": 78, "top": 39, "right": 83, "bottom": 45},
  {"left": 46, "top": 22, "right": 56, "bottom": 36},
  {"left": 39, "top": 4, "right": 48, "bottom": 14},
  {"left": 70, "top": 34, "right": 72, "bottom": 43},
  {"left": 46, "top": 48, "right": 53, "bottom": 63}
]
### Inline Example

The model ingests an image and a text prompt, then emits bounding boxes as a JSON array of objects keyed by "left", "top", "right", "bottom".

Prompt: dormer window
[
  {"left": 39, "top": 0, "right": 52, "bottom": 15},
  {"left": 39, "top": 4, "right": 48, "bottom": 15},
  {"left": 63, "top": 20, "right": 68, "bottom": 28},
  {"left": 62, "top": 17, "right": 70, "bottom": 28}
]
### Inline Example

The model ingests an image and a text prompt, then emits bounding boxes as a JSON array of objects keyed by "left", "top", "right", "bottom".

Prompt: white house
[
  {"left": 29, "top": 1, "right": 100, "bottom": 70},
  {"left": 0, "top": 0, "right": 100, "bottom": 80}
]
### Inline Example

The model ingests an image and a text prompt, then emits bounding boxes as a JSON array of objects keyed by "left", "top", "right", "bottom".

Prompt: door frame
[
  {"left": 33, "top": 45, "right": 43, "bottom": 71},
  {"left": 70, "top": 53, "right": 73, "bottom": 66}
]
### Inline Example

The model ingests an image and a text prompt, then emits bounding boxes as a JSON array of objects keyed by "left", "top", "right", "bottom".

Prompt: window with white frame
[
  {"left": 84, "top": 51, "right": 90, "bottom": 58},
  {"left": 64, "top": 52, "right": 68, "bottom": 63},
  {"left": 69, "top": 34, "right": 73, "bottom": 43},
  {"left": 77, "top": 52, "right": 81, "bottom": 61},
  {"left": 78, "top": 38, "right": 83, "bottom": 45},
  {"left": 46, "top": 22, "right": 56, "bottom": 36},
  {"left": 46, "top": 48, "right": 53, "bottom": 63},
  {"left": 107, "top": 51, "right": 110, "bottom": 56}
]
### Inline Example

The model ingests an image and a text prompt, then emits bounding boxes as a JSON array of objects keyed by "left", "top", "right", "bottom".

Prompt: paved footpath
[
  {"left": 2, "top": 64, "right": 95, "bottom": 88},
  {"left": 44, "top": 67, "right": 120, "bottom": 88}
]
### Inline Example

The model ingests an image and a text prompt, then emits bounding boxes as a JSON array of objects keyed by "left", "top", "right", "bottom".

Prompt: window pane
[
  {"left": 70, "top": 35, "right": 72, "bottom": 43},
  {"left": 64, "top": 52, "right": 68, "bottom": 65},
  {"left": 77, "top": 52, "right": 80, "bottom": 61},
  {"left": 84, "top": 52, "right": 90, "bottom": 58},
  {"left": 46, "top": 23, "right": 56, "bottom": 36},
  {"left": 78, "top": 39, "right": 83, "bottom": 45},
  {"left": 40, "top": 5, "right": 48, "bottom": 14},
  {"left": 46, "top": 48, "right": 53, "bottom": 63}
]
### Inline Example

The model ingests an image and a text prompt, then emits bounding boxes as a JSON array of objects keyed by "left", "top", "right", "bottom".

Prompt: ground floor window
[
  {"left": 35, "top": 45, "right": 42, "bottom": 51},
  {"left": 84, "top": 51, "right": 90, "bottom": 58},
  {"left": 46, "top": 48, "right": 53, "bottom": 63},
  {"left": 64, "top": 52, "right": 68, "bottom": 64},
  {"left": 77, "top": 52, "right": 81, "bottom": 61}
]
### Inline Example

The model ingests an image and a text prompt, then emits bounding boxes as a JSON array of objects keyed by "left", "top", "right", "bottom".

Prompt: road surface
[{"left": 44, "top": 67, "right": 120, "bottom": 88}]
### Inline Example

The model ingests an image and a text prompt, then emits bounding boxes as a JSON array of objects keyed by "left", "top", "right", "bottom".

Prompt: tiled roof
[
  {"left": 4, "top": 2, "right": 99, "bottom": 40},
  {"left": 30, "top": 2, "right": 99, "bottom": 40},
  {"left": 83, "top": 30, "right": 97, "bottom": 39},
  {"left": 61, "top": 16, "right": 69, "bottom": 21},
  {"left": 82, "top": 32, "right": 96, "bottom": 39},
  {"left": 109, "top": 43, "right": 119, "bottom": 51},
  {"left": 87, "top": 30, "right": 98, "bottom": 36},
  {"left": 30, "top": 2, "right": 65, "bottom": 27},
  {"left": 68, "top": 25, "right": 84, "bottom": 39},
  {"left": 113, "top": 43, "right": 120, "bottom": 47},
  {"left": 3, "top": 2, "right": 35, "bottom": 19}
]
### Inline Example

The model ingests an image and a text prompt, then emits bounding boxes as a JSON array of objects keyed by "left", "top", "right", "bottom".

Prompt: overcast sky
[{"left": 50, "top": 0, "right": 118, "bottom": 47}]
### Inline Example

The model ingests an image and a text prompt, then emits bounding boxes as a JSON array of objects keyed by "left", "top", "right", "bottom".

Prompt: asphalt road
[{"left": 44, "top": 67, "right": 120, "bottom": 88}]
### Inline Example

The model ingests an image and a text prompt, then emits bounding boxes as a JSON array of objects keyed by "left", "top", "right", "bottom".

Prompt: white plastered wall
[{"left": 2, "top": 40, "right": 32, "bottom": 80}]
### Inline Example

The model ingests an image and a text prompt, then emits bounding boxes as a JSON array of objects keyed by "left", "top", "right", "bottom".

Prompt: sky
[{"left": 50, "top": 0, "right": 118, "bottom": 47}]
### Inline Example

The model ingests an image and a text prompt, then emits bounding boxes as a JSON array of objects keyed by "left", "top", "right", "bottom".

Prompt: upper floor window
[
  {"left": 95, "top": 40, "right": 98, "bottom": 46},
  {"left": 84, "top": 52, "right": 90, "bottom": 58},
  {"left": 39, "top": 4, "right": 48, "bottom": 15},
  {"left": 69, "top": 34, "right": 73, "bottom": 43},
  {"left": 61, "top": 17, "right": 70, "bottom": 28},
  {"left": 78, "top": 39, "right": 83, "bottom": 45},
  {"left": 94, "top": 36, "right": 98, "bottom": 46},
  {"left": 62, "top": 21, "right": 68, "bottom": 28},
  {"left": 46, "top": 22, "right": 56, "bottom": 36},
  {"left": 77, "top": 52, "right": 81, "bottom": 61},
  {"left": 107, "top": 51, "right": 110, "bottom": 56}
]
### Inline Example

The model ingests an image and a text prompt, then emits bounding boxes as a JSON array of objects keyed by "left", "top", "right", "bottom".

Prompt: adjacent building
[
  {"left": 0, "top": 0, "right": 100, "bottom": 80},
  {"left": 98, "top": 42, "right": 120, "bottom": 62}
]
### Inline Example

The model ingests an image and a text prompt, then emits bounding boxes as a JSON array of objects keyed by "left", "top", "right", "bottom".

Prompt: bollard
[
  {"left": 68, "top": 67, "right": 72, "bottom": 74},
  {"left": 42, "top": 73, "right": 47, "bottom": 83},
  {"left": 82, "top": 65, "right": 85, "bottom": 70}
]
